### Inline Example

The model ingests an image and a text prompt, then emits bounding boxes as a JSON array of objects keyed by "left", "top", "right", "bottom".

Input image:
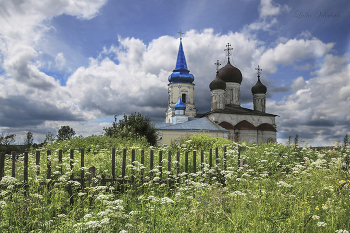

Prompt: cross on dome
[
  {"left": 214, "top": 60, "right": 221, "bottom": 72},
  {"left": 178, "top": 30, "right": 184, "bottom": 40},
  {"left": 224, "top": 43, "right": 233, "bottom": 62},
  {"left": 255, "top": 65, "right": 262, "bottom": 78}
]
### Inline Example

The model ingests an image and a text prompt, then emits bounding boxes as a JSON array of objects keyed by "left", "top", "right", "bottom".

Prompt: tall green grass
[{"left": 0, "top": 135, "right": 349, "bottom": 232}]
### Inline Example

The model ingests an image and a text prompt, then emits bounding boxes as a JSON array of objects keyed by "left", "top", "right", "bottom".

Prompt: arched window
[{"left": 182, "top": 93, "right": 186, "bottom": 103}]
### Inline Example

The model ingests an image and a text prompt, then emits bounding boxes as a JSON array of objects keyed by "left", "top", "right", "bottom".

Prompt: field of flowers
[{"left": 0, "top": 134, "right": 349, "bottom": 232}]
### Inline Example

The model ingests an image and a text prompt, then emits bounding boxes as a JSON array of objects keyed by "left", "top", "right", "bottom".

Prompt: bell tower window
[{"left": 182, "top": 94, "right": 186, "bottom": 103}]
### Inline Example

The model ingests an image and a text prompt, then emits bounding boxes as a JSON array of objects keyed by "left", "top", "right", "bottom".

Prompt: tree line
[{"left": 0, "top": 112, "right": 158, "bottom": 153}]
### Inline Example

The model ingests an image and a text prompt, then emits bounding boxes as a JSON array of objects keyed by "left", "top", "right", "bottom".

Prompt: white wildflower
[
  {"left": 336, "top": 230, "right": 349, "bottom": 233},
  {"left": 317, "top": 222, "right": 327, "bottom": 227},
  {"left": 277, "top": 181, "right": 293, "bottom": 188},
  {"left": 312, "top": 215, "right": 320, "bottom": 220}
]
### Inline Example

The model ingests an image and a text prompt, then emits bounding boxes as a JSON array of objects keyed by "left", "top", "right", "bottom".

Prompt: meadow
[{"left": 0, "top": 134, "right": 349, "bottom": 232}]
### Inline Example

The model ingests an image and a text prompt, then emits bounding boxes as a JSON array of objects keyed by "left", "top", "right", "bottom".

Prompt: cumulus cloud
[
  {"left": 55, "top": 53, "right": 66, "bottom": 70},
  {"left": 269, "top": 53, "right": 350, "bottom": 145},
  {"left": 259, "top": 0, "right": 291, "bottom": 18},
  {"left": 259, "top": 39, "right": 334, "bottom": 74}
]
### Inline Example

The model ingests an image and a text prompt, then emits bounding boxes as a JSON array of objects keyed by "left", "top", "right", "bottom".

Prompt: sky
[{"left": 0, "top": 0, "right": 349, "bottom": 146}]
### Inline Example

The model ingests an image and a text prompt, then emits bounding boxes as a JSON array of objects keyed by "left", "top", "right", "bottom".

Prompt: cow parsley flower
[{"left": 316, "top": 222, "right": 327, "bottom": 227}]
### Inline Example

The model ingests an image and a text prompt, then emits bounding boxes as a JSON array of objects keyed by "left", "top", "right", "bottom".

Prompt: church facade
[{"left": 155, "top": 39, "right": 277, "bottom": 145}]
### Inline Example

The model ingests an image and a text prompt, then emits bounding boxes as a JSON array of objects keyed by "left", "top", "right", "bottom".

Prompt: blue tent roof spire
[
  {"left": 168, "top": 39, "right": 195, "bottom": 83},
  {"left": 175, "top": 40, "right": 188, "bottom": 71}
]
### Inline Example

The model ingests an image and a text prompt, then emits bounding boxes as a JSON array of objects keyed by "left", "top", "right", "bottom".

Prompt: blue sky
[{"left": 0, "top": 0, "right": 349, "bottom": 146}]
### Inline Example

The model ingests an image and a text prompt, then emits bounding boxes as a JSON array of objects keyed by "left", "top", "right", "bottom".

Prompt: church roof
[
  {"left": 217, "top": 60, "right": 242, "bottom": 84},
  {"left": 196, "top": 105, "right": 278, "bottom": 117},
  {"left": 209, "top": 72, "right": 226, "bottom": 90},
  {"left": 174, "top": 97, "right": 186, "bottom": 110},
  {"left": 219, "top": 121, "right": 277, "bottom": 132},
  {"left": 251, "top": 77, "right": 267, "bottom": 94},
  {"left": 168, "top": 40, "right": 194, "bottom": 83},
  {"left": 154, "top": 117, "right": 228, "bottom": 132}
]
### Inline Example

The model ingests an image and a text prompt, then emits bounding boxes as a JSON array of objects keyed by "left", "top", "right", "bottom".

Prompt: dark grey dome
[
  {"left": 209, "top": 73, "right": 226, "bottom": 91},
  {"left": 251, "top": 78, "right": 267, "bottom": 94},
  {"left": 218, "top": 60, "right": 242, "bottom": 84}
]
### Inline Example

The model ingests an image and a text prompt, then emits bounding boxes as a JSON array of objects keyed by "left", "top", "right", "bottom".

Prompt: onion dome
[
  {"left": 217, "top": 60, "right": 242, "bottom": 84},
  {"left": 251, "top": 77, "right": 267, "bottom": 94},
  {"left": 209, "top": 72, "right": 226, "bottom": 91},
  {"left": 174, "top": 97, "right": 186, "bottom": 110},
  {"left": 168, "top": 40, "right": 194, "bottom": 83}
]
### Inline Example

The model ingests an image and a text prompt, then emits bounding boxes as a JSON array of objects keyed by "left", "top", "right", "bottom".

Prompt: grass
[{"left": 0, "top": 134, "right": 349, "bottom": 232}]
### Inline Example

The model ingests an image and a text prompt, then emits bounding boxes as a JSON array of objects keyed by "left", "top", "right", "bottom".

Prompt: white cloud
[
  {"left": 259, "top": 39, "right": 334, "bottom": 74},
  {"left": 269, "top": 53, "right": 350, "bottom": 145},
  {"left": 55, "top": 53, "right": 66, "bottom": 70},
  {"left": 259, "top": 0, "right": 291, "bottom": 18}
]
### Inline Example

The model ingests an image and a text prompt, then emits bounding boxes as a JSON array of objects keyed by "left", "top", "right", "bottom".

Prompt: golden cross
[{"left": 178, "top": 30, "right": 184, "bottom": 40}]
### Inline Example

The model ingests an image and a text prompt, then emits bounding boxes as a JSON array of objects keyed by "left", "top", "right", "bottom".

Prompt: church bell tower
[{"left": 166, "top": 32, "right": 197, "bottom": 123}]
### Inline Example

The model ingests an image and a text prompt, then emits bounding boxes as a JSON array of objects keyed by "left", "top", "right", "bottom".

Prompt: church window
[{"left": 182, "top": 93, "right": 186, "bottom": 103}]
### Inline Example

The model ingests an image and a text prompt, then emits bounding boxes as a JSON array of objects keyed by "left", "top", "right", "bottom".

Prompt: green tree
[
  {"left": 57, "top": 126, "right": 76, "bottom": 141},
  {"left": 104, "top": 112, "right": 157, "bottom": 146},
  {"left": 44, "top": 131, "right": 56, "bottom": 144},
  {"left": 0, "top": 133, "right": 16, "bottom": 145},
  {"left": 24, "top": 131, "right": 34, "bottom": 149}
]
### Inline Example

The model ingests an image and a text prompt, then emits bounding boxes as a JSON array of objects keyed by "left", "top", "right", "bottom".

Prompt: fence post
[
  {"left": 223, "top": 146, "right": 227, "bottom": 171},
  {"left": 69, "top": 149, "right": 74, "bottom": 205},
  {"left": 158, "top": 150, "right": 162, "bottom": 180},
  {"left": 24, "top": 152, "right": 28, "bottom": 196},
  {"left": 36, "top": 151, "right": 40, "bottom": 176},
  {"left": 141, "top": 149, "right": 144, "bottom": 182},
  {"left": 168, "top": 151, "right": 171, "bottom": 180},
  {"left": 201, "top": 150, "right": 204, "bottom": 172},
  {"left": 80, "top": 148, "right": 85, "bottom": 192},
  {"left": 47, "top": 150, "right": 51, "bottom": 181},
  {"left": 112, "top": 148, "right": 115, "bottom": 184},
  {"left": 193, "top": 150, "right": 196, "bottom": 174},
  {"left": 209, "top": 148, "right": 212, "bottom": 169},
  {"left": 11, "top": 151, "right": 15, "bottom": 178},
  {"left": 131, "top": 149, "right": 135, "bottom": 184},
  {"left": 185, "top": 151, "right": 188, "bottom": 179},
  {"left": 237, "top": 145, "right": 241, "bottom": 168},
  {"left": 58, "top": 149, "right": 63, "bottom": 175},
  {"left": 150, "top": 150, "right": 154, "bottom": 178},
  {"left": 0, "top": 152, "right": 5, "bottom": 180},
  {"left": 122, "top": 149, "right": 127, "bottom": 192},
  {"left": 176, "top": 151, "right": 180, "bottom": 177},
  {"left": 215, "top": 147, "right": 219, "bottom": 174}
]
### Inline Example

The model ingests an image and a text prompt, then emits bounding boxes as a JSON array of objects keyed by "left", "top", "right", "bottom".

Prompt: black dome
[
  {"left": 218, "top": 61, "right": 242, "bottom": 84},
  {"left": 209, "top": 73, "right": 226, "bottom": 91},
  {"left": 251, "top": 78, "right": 267, "bottom": 94}
]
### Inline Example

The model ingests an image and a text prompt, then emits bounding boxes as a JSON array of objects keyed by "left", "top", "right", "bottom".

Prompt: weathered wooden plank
[
  {"left": 209, "top": 148, "right": 212, "bottom": 169},
  {"left": 168, "top": 151, "right": 171, "bottom": 175},
  {"left": 80, "top": 148, "right": 85, "bottom": 192},
  {"left": 215, "top": 147, "right": 219, "bottom": 173},
  {"left": 237, "top": 145, "right": 241, "bottom": 168},
  {"left": 193, "top": 150, "right": 196, "bottom": 174},
  {"left": 58, "top": 149, "right": 63, "bottom": 175},
  {"left": 185, "top": 151, "right": 188, "bottom": 179},
  {"left": 201, "top": 150, "right": 204, "bottom": 172},
  {"left": 112, "top": 148, "right": 115, "bottom": 183},
  {"left": 47, "top": 150, "right": 51, "bottom": 180},
  {"left": 0, "top": 152, "right": 5, "bottom": 180},
  {"left": 122, "top": 149, "right": 127, "bottom": 180},
  {"left": 11, "top": 151, "right": 15, "bottom": 178},
  {"left": 131, "top": 149, "right": 135, "bottom": 184},
  {"left": 36, "top": 151, "right": 40, "bottom": 176},
  {"left": 158, "top": 150, "right": 163, "bottom": 179},
  {"left": 24, "top": 152, "right": 28, "bottom": 196},
  {"left": 223, "top": 146, "right": 227, "bottom": 171},
  {"left": 176, "top": 151, "right": 180, "bottom": 177},
  {"left": 150, "top": 150, "right": 154, "bottom": 178},
  {"left": 141, "top": 149, "right": 144, "bottom": 181}
]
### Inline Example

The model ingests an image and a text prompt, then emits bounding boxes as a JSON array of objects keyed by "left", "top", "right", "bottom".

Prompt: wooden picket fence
[{"left": 0, "top": 146, "right": 242, "bottom": 204}]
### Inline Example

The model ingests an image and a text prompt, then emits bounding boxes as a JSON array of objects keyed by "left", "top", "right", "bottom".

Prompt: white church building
[{"left": 155, "top": 38, "right": 277, "bottom": 145}]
